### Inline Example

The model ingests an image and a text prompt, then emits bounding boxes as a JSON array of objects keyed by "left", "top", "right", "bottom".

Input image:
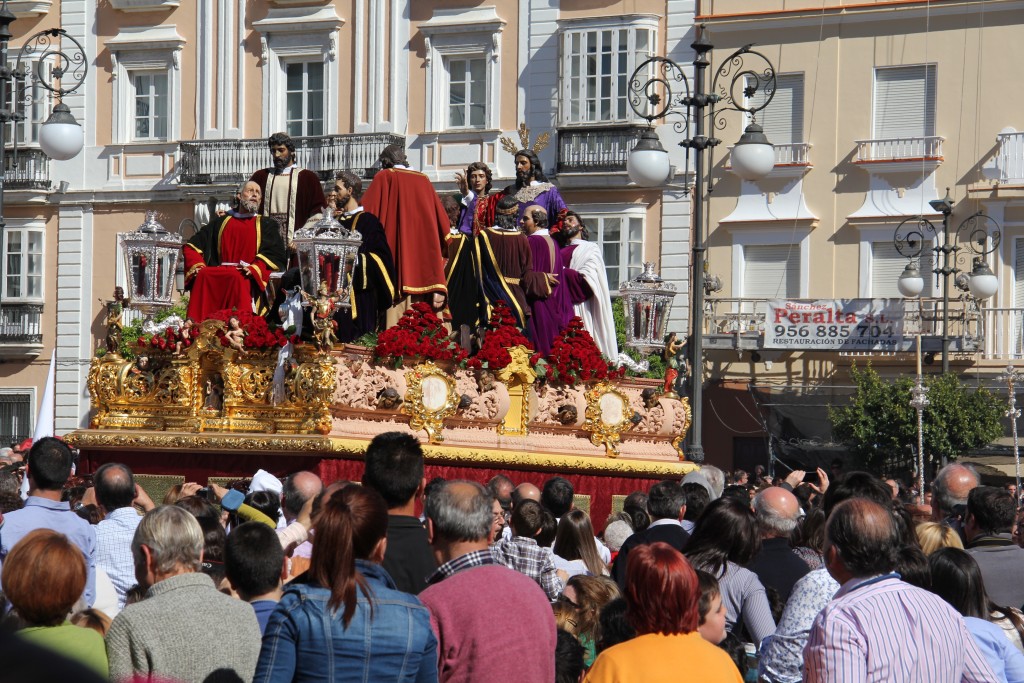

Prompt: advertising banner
[{"left": 764, "top": 299, "right": 910, "bottom": 351}]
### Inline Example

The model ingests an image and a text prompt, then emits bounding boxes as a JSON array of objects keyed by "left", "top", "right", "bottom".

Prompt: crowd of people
[
  {"left": 2, "top": 436, "right": 1024, "bottom": 682},
  {"left": 180, "top": 134, "right": 619, "bottom": 361}
]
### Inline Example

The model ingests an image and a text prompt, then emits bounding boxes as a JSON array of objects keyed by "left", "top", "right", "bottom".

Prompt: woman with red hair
[
  {"left": 584, "top": 542, "right": 742, "bottom": 682},
  {"left": 2, "top": 529, "right": 108, "bottom": 677}
]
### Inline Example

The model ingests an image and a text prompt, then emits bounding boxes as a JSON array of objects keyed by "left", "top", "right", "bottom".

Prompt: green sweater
[{"left": 19, "top": 623, "right": 109, "bottom": 677}]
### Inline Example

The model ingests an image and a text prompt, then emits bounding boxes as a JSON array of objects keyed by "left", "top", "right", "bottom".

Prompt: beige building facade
[
  {"left": 695, "top": 0, "right": 1024, "bottom": 468},
  {"left": 0, "top": 0, "right": 701, "bottom": 445}
]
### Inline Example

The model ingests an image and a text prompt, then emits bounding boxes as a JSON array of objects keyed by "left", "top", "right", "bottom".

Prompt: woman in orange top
[{"left": 583, "top": 542, "right": 743, "bottom": 683}]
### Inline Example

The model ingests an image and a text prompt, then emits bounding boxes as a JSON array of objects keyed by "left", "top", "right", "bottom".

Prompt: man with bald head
[
  {"left": 805, "top": 498, "right": 994, "bottom": 682},
  {"left": 420, "top": 481, "right": 556, "bottom": 683},
  {"left": 183, "top": 179, "right": 286, "bottom": 321},
  {"left": 747, "top": 486, "right": 810, "bottom": 602},
  {"left": 931, "top": 463, "right": 981, "bottom": 536}
]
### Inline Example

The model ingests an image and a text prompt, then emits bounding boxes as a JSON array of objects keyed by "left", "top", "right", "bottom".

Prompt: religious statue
[
  {"left": 304, "top": 282, "right": 340, "bottom": 351},
  {"left": 104, "top": 286, "right": 129, "bottom": 355},
  {"left": 224, "top": 316, "right": 247, "bottom": 354},
  {"left": 174, "top": 319, "right": 194, "bottom": 356},
  {"left": 662, "top": 332, "right": 687, "bottom": 399},
  {"left": 204, "top": 375, "right": 224, "bottom": 411}
]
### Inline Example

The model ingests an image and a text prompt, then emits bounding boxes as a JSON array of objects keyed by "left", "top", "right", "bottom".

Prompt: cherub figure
[
  {"left": 175, "top": 318, "right": 195, "bottom": 355},
  {"left": 104, "top": 286, "right": 130, "bottom": 354},
  {"left": 224, "top": 316, "right": 247, "bottom": 354}
]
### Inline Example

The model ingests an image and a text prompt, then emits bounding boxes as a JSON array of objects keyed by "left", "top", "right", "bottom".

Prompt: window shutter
[
  {"left": 748, "top": 73, "right": 803, "bottom": 145},
  {"left": 873, "top": 65, "right": 936, "bottom": 139},
  {"left": 1015, "top": 239, "right": 1024, "bottom": 308},
  {"left": 872, "top": 241, "right": 934, "bottom": 298},
  {"left": 743, "top": 245, "right": 799, "bottom": 298}
]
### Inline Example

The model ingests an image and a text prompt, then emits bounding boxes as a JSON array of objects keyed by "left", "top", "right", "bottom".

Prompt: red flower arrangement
[
  {"left": 208, "top": 309, "right": 289, "bottom": 350},
  {"left": 544, "top": 317, "right": 624, "bottom": 386},
  {"left": 374, "top": 302, "right": 467, "bottom": 367},
  {"left": 466, "top": 302, "right": 534, "bottom": 371}
]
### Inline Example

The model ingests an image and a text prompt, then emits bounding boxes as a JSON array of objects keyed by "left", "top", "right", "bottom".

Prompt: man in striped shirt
[{"left": 804, "top": 498, "right": 995, "bottom": 682}]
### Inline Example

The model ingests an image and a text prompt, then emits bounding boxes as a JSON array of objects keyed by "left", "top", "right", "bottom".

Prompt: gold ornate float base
[
  {"left": 87, "top": 336, "right": 694, "bottom": 465},
  {"left": 87, "top": 320, "right": 335, "bottom": 435}
]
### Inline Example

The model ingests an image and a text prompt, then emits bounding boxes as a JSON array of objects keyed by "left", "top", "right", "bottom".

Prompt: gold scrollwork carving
[
  {"left": 496, "top": 345, "right": 536, "bottom": 437},
  {"left": 582, "top": 382, "right": 633, "bottom": 458},
  {"left": 87, "top": 321, "right": 335, "bottom": 435},
  {"left": 672, "top": 396, "right": 694, "bottom": 461},
  {"left": 403, "top": 361, "right": 459, "bottom": 444}
]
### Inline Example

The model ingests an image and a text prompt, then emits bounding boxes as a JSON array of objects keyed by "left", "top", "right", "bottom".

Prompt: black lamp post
[
  {"left": 894, "top": 192, "right": 1000, "bottom": 373},
  {"left": 624, "top": 26, "right": 778, "bottom": 463},
  {"left": 0, "top": 0, "right": 87, "bottom": 303}
]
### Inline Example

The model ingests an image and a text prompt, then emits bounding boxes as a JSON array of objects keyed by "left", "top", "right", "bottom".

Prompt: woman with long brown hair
[
  {"left": 254, "top": 484, "right": 438, "bottom": 682},
  {"left": 553, "top": 509, "right": 609, "bottom": 578}
]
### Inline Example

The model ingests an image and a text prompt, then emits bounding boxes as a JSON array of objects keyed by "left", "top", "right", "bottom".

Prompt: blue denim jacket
[{"left": 254, "top": 561, "right": 438, "bottom": 683}]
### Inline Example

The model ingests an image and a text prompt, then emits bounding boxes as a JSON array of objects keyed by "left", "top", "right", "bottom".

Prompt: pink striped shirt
[{"left": 804, "top": 575, "right": 996, "bottom": 683}]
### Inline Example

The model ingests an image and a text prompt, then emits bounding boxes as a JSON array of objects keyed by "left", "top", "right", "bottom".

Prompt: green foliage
[
  {"left": 118, "top": 296, "right": 190, "bottom": 360},
  {"left": 612, "top": 297, "right": 665, "bottom": 379},
  {"left": 830, "top": 363, "right": 1003, "bottom": 474},
  {"left": 352, "top": 332, "right": 378, "bottom": 349}
]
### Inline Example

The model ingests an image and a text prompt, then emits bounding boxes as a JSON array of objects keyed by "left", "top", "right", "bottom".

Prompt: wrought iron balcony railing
[
  {"left": 0, "top": 303, "right": 43, "bottom": 344},
  {"left": 4, "top": 147, "right": 51, "bottom": 191},
  {"left": 179, "top": 133, "right": 406, "bottom": 185},
  {"left": 557, "top": 125, "right": 646, "bottom": 174}
]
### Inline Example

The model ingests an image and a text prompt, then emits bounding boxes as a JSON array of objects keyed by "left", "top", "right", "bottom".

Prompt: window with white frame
[
  {"left": 285, "top": 61, "right": 325, "bottom": 137},
  {"left": 4, "top": 60, "right": 47, "bottom": 144},
  {"left": 2, "top": 226, "right": 43, "bottom": 301},
  {"left": 107, "top": 25, "right": 184, "bottom": 144},
  {"left": 742, "top": 245, "right": 800, "bottom": 299},
  {"left": 561, "top": 19, "right": 656, "bottom": 125},
  {"left": 0, "top": 390, "right": 33, "bottom": 447},
  {"left": 446, "top": 56, "right": 486, "bottom": 129},
  {"left": 420, "top": 6, "right": 505, "bottom": 134},
  {"left": 133, "top": 71, "right": 169, "bottom": 140},
  {"left": 746, "top": 72, "right": 804, "bottom": 145},
  {"left": 584, "top": 213, "right": 644, "bottom": 289},
  {"left": 873, "top": 65, "right": 936, "bottom": 140},
  {"left": 254, "top": 7, "right": 344, "bottom": 137},
  {"left": 871, "top": 240, "right": 934, "bottom": 298}
]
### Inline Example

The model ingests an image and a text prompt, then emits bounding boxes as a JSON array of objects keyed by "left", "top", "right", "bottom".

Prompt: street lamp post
[
  {"left": 894, "top": 202, "right": 1000, "bottom": 372},
  {"left": 998, "top": 364, "right": 1023, "bottom": 504},
  {"left": 625, "top": 26, "right": 777, "bottom": 462},
  {"left": 0, "top": 1, "right": 87, "bottom": 305}
]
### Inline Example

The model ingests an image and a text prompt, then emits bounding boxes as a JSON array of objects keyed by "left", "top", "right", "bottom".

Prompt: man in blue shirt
[
  {"left": 95, "top": 462, "right": 152, "bottom": 609},
  {"left": 0, "top": 437, "right": 97, "bottom": 606}
]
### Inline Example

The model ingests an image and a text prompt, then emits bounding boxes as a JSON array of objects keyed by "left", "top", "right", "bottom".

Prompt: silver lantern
[
  {"left": 292, "top": 208, "right": 363, "bottom": 308},
  {"left": 119, "top": 211, "right": 183, "bottom": 319},
  {"left": 619, "top": 262, "right": 678, "bottom": 354}
]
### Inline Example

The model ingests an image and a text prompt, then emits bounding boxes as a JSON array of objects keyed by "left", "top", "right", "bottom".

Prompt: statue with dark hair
[
  {"left": 446, "top": 161, "right": 510, "bottom": 335},
  {"left": 329, "top": 170, "right": 396, "bottom": 342},
  {"left": 504, "top": 148, "right": 568, "bottom": 232},
  {"left": 522, "top": 203, "right": 574, "bottom": 354},
  {"left": 470, "top": 194, "right": 532, "bottom": 330},
  {"left": 248, "top": 133, "right": 326, "bottom": 254},
  {"left": 558, "top": 210, "right": 618, "bottom": 359},
  {"left": 361, "top": 145, "right": 450, "bottom": 323}
]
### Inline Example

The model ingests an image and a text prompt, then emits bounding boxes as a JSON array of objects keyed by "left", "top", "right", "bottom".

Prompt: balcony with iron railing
[
  {"left": 3, "top": 147, "right": 51, "bottom": 191},
  {"left": 995, "top": 130, "right": 1024, "bottom": 185},
  {"left": 0, "top": 303, "right": 43, "bottom": 357},
  {"left": 854, "top": 136, "right": 944, "bottom": 163},
  {"left": 179, "top": 133, "right": 406, "bottom": 185},
  {"left": 556, "top": 125, "right": 646, "bottom": 174},
  {"left": 699, "top": 297, "right": 1023, "bottom": 360}
]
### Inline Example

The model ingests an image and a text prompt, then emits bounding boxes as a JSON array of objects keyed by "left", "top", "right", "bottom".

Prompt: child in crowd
[{"left": 697, "top": 569, "right": 728, "bottom": 645}]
